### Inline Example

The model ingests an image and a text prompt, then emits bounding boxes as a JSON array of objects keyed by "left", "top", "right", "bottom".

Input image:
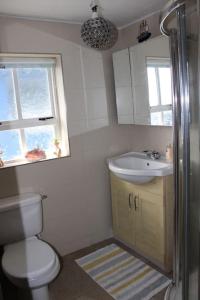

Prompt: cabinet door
[
  {"left": 112, "top": 49, "right": 134, "bottom": 124},
  {"left": 134, "top": 190, "right": 165, "bottom": 263},
  {"left": 113, "top": 49, "right": 132, "bottom": 86},
  {"left": 129, "top": 45, "right": 151, "bottom": 125},
  {"left": 111, "top": 177, "right": 135, "bottom": 246}
]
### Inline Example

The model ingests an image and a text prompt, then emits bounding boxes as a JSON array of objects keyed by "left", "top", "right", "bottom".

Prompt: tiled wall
[{"left": 0, "top": 15, "right": 172, "bottom": 256}]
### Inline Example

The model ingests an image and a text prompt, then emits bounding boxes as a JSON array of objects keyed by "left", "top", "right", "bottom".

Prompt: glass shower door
[
  {"left": 187, "top": 2, "right": 200, "bottom": 299},
  {"left": 160, "top": 1, "right": 200, "bottom": 299}
]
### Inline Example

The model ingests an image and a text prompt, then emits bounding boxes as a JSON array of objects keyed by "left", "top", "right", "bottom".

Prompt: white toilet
[{"left": 0, "top": 193, "right": 60, "bottom": 300}]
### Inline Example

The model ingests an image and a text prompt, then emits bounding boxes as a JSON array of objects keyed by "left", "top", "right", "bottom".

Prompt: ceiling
[{"left": 0, "top": 0, "right": 167, "bottom": 28}]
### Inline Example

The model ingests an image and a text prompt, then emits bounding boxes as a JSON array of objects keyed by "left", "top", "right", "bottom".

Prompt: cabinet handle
[
  {"left": 128, "top": 193, "right": 132, "bottom": 209},
  {"left": 134, "top": 195, "right": 138, "bottom": 211}
]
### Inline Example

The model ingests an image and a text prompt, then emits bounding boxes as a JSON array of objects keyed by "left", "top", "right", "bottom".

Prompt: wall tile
[
  {"left": 81, "top": 47, "right": 105, "bottom": 88},
  {"left": 85, "top": 88, "right": 108, "bottom": 120}
]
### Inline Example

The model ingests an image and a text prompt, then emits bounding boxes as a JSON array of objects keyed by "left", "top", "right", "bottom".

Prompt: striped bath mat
[{"left": 76, "top": 244, "right": 171, "bottom": 300}]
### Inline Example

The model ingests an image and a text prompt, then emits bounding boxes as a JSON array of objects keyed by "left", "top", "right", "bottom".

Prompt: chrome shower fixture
[{"left": 81, "top": 0, "right": 118, "bottom": 50}]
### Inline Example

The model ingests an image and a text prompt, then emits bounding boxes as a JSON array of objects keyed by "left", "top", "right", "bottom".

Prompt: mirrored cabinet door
[
  {"left": 112, "top": 36, "right": 172, "bottom": 126},
  {"left": 129, "top": 43, "right": 150, "bottom": 125},
  {"left": 112, "top": 49, "right": 134, "bottom": 124}
]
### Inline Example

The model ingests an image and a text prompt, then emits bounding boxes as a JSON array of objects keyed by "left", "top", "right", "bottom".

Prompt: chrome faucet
[{"left": 143, "top": 150, "right": 161, "bottom": 160}]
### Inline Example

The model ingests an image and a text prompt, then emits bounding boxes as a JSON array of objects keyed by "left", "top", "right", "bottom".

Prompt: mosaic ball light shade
[{"left": 81, "top": 3, "right": 118, "bottom": 50}]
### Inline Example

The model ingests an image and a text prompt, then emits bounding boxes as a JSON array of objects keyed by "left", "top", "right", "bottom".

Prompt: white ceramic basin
[{"left": 108, "top": 152, "right": 173, "bottom": 184}]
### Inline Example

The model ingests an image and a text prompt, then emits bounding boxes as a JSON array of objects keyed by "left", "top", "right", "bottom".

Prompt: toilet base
[{"left": 18, "top": 286, "right": 49, "bottom": 300}]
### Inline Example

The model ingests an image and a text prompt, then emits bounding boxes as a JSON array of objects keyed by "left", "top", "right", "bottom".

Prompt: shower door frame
[{"left": 160, "top": 1, "right": 199, "bottom": 299}]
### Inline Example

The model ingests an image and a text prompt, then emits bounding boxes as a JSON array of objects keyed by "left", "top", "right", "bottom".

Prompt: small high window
[
  {"left": 0, "top": 54, "right": 69, "bottom": 167},
  {"left": 147, "top": 57, "right": 172, "bottom": 126}
]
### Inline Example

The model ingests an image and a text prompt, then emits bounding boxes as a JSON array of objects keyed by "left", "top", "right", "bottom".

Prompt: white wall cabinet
[{"left": 112, "top": 35, "right": 170, "bottom": 126}]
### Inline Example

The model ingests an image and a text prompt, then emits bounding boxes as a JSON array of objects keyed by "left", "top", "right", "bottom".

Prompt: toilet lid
[{"left": 2, "top": 237, "right": 57, "bottom": 279}]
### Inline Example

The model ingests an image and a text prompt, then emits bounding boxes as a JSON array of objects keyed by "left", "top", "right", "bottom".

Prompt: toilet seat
[{"left": 2, "top": 237, "right": 60, "bottom": 288}]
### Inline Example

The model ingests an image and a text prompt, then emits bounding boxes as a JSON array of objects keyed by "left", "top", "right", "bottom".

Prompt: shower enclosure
[{"left": 160, "top": 0, "right": 200, "bottom": 299}]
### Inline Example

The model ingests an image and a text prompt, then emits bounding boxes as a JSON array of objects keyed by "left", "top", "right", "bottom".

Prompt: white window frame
[
  {"left": 146, "top": 57, "right": 172, "bottom": 126},
  {"left": 0, "top": 53, "right": 69, "bottom": 167}
]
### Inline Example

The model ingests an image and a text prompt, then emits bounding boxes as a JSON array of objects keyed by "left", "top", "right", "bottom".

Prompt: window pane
[
  {"left": 24, "top": 125, "right": 55, "bottom": 155},
  {"left": 159, "top": 67, "right": 172, "bottom": 105},
  {"left": 147, "top": 67, "right": 159, "bottom": 107},
  {"left": 163, "top": 110, "right": 173, "bottom": 126},
  {"left": 150, "top": 112, "right": 162, "bottom": 126},
  {"left": 17, "top": 68, "right": 53, "bottom": 119},
  {"left": 0, "top": 69, "right": 17, "bottom": 121},
  {"left": 0, "top": 130, "right": 22, "bottom": 161}
]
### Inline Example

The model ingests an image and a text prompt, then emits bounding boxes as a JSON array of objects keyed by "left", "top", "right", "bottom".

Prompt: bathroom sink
[{"left": 108, "top": 152, "right": 173, "bottom": 184}]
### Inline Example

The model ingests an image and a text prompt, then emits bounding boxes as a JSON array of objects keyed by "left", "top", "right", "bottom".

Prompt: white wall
[{"left": 0, "top": 15, "right": 172, "bottom": 256}]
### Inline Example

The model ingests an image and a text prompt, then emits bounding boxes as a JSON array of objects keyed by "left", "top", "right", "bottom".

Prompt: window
[
  {"left": 0, "top": 54, "right": 69, "bottom": 167},
  {"left": 146, "top": 57, "right": 172, "bottom": 126}
]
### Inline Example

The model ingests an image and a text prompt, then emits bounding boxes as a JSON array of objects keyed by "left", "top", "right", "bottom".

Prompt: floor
[{"left": 50, "top": 238, "right": 170, "bottom": 300}]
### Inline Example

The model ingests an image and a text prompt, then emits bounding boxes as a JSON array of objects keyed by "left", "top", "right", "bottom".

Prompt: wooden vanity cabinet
[{"left": 110, "top": 173, "right": 173, "bottom": 272}]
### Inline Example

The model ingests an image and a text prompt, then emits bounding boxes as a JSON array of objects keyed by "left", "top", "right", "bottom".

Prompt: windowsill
[{"left": 0, "top": 154, "right": 70, "bottom": 169}]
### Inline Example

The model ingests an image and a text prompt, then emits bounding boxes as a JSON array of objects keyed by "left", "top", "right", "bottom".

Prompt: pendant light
[{"left": 81, "top": 0, "right": 118, "bottom": 50}]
